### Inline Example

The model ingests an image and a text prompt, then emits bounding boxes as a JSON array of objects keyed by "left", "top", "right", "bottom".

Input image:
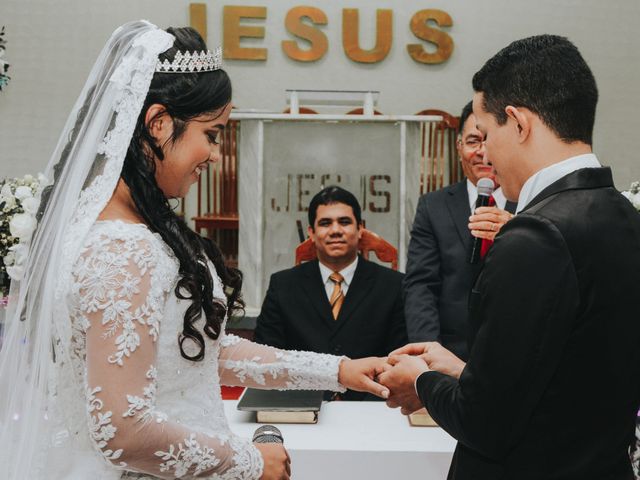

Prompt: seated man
[{"left": 254, "top": 186, "right": 407, "bottom": 400}]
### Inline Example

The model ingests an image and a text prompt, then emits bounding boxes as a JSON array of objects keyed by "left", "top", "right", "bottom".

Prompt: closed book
[
  {"left": 408, "top": 408, "right": 438, "bottom": 427},
  {"left": 237, "top": 388, "right": 323, "bottom": 424}
]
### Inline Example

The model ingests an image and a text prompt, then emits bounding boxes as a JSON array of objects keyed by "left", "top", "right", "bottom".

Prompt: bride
[{"left": 0, "top": 21, "right": 389, "bottom": 479}]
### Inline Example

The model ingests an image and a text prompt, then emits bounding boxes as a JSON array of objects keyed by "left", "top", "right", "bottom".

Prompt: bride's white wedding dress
[
  {"left": 0, "top": 22, "right": 347, "bottom": 479},
  {"left": 49, "top": 219, "right": 344, "bottom": 479}
]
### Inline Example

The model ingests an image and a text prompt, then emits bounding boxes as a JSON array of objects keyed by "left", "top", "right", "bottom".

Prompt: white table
[{"left": 225, "top": 400, "right": 456, "bottom": 479}]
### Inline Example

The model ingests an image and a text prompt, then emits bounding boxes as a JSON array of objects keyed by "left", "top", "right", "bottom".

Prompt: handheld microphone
[
  {"left": 253, "top": 424, "right": 284, "bottom": 444},
  {"left": 469, "top": 177, "right": 495, "bottom": 264}
]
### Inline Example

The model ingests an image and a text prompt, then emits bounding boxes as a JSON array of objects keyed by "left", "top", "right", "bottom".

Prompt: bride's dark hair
[{"left": 120, "top": 26, "right": 243, "bottom": 361}]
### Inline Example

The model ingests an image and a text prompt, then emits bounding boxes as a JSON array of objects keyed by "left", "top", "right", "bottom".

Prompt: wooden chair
[
  {"left": 193, "top": 119, "right": 239, "bottom": 266},
  {"left": 283, "top": 107, "right": 319, "bottom": 114},
  {"left": 295, "top": 228, "right": 398, "bottom": 270},
  {"left": 345, "top": 108, "right": 383, "bottom": 115},
  {"left": 415, "top": 109, "right": 461, "bottom": 194}
]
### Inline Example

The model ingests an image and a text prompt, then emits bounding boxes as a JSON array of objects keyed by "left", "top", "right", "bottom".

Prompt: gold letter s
[{"left": 408, "top": 9, "right": 454, "bottom": 64}]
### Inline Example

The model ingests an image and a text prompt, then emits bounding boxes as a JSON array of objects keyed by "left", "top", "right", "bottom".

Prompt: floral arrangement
[
  {"left": 0, "top": 174, "right": 46, "bottom": 296},
  {"left": 0, "top": 26, "right": 10, "bottom": 91},
  {"left": 621, "top": 181, "right": 640, "bottom": 211}
]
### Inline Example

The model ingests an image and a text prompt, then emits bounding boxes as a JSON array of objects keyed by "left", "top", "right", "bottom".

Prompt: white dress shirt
[
  {"left": 516, "top": 153, "right": 601, "bottom": 213},
  {"left": 319, "top": 256, "right": 359, "bottom": 301},
  {"left": 467, "top": 179, "right": 507, "bottom": 211}
]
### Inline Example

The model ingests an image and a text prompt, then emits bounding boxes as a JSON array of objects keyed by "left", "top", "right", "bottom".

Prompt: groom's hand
[
  {"left": 388, "top": 342, "right": 431, "bottom": 357},
  {"left": 390, "top": 342, "right": 465, "bottom": 380},
  {"left": 378, "top": 354, "right": 429, "bottom": 415}
]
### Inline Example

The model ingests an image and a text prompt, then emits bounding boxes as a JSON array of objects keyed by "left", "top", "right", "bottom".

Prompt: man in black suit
[
  {"left": 254, "top": 186, "right": 407, "bottom": 400},
  {"left": 404, "top": 101, "right": 516, "bottom": 360},
  {"left": 380, "top": 35, "right": 640, "bottom": 479}
]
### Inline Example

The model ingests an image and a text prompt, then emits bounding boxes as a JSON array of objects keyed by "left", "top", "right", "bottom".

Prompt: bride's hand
[
  {"left": 338, "top": 357, "right": 391, "bottom": 399},
  {"left": 255, "top": 442, "right": 291, "bottom": 480}
]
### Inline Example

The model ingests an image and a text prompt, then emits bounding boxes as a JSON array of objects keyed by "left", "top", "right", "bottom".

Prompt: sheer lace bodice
[{"left": 63, "top": 220, "right": 345, "bottom": 479}]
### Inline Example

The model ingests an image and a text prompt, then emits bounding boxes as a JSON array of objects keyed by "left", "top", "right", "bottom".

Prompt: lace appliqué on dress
[
  {"left": 155, "top": 433, "right": 221, "bottom": 477},
  {"left": 72, "top": 225, "right": 175, "bottom": 367},
  {"left": 220, "top": 333, "right": 346, "bottom": 392},
  {"left": 74, "top": 224, "right": 265, "bottom": 478},
  {"left": 276, "top": 350, "right": 346, "bottom": 391},
  {"left": 217, "top": 436, "right": 265, "bottom": 480},
  {"left": 123, "top": 366, "right": 168, "bottom": 424},
  {"left": 86, "top": 386, "right": 125, "bottom": 465}
]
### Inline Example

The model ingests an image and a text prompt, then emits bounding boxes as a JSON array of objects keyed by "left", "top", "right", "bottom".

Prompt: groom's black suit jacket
[
  {"left": 254, "top": 257, "right": 407, "bottom": 400},
  {"left": 417, "top": 168, "right": 640, "bottom": 479}
]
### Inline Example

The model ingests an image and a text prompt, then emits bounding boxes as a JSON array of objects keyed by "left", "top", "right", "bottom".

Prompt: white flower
[
  {"left": 1, "top": 193, "right": 15, "bottom": 209},
  {"left": 622, "top": 183, "right": 640, "bottom": 212},
  {"left": 20, "top": 196, "right": 39, "bottom": 214},
  {"left": 9, "top": 213, "right": 37, "bottom": 240},
  {"left": 14, "top": 186, "right": 33, "bottom": 201},
  {"left": 37, "top": 173, "right": 49, "bottom": 187},
  {"left": 23, "top": 174, "right": 33, "bottom": 183},
  {"left": 8, "top": 243, "right": 29, "bottom": 266},
  {"left": 6, "top": 244, "right": 29, "bottom": 280},
  {"left": 6, "top": 263, "right": 24, "bottom": 281},
  {"left": 0, "top": 183, "right": 11, "bottom": 197},
  {"left": 3, "top": 251, "right": 15, "bottom": 266}
]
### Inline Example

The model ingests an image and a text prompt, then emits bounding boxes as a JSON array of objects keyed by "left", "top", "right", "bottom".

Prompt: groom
[{"left": 380, "top": 35, "right": 640, "bottom": 479}]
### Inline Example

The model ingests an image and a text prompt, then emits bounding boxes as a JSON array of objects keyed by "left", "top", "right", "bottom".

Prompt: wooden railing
[
  {"left": 193, "top": 119, "right": 239, "bottom": 266},
  {"left": 415, "top": 109, "right": 461, "bottom": 194}
]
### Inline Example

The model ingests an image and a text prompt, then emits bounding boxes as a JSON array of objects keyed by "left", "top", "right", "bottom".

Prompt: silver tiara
[{"left": 155, "top": 46, "right": 222, "bottom": 73}]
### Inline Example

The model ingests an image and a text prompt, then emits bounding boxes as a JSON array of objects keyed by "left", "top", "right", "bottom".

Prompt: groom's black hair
[{"left": 472, "top": 34, "right": 598, "bottom": 145}]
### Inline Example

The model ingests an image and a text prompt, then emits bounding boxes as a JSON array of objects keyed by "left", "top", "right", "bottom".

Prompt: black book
[{"left": 237, "top": 389, "right": 323, "bottom": 424}]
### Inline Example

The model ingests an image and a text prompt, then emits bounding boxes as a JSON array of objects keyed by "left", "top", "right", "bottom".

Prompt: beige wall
[{"left": 1, "top": 0, "right": 639, "bottom": 188}]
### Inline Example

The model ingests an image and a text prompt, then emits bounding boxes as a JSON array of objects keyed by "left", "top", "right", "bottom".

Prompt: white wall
[{"left": 1, "top": 0, "right": 639, "bottom": 187}]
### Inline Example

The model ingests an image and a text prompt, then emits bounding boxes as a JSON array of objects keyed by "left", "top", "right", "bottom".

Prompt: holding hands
[
  {"left": 378, "top": 354, "right": 428, "bottom": 415},
  {"left": 344, "top": 342, "right": 465, "bottom": 414}
]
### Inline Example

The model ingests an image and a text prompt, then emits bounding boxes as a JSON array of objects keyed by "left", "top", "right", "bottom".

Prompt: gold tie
[{"left": 329, "top": 272, "right": 344, "bottom": 320}]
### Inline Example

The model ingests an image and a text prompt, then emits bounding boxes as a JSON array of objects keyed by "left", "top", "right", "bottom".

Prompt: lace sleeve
[
  {"left": 218, "top": 334, "right": 346, "bottom": 392},
  {"left": 76, "top": 234, "right": 263, "bottom": 479}
]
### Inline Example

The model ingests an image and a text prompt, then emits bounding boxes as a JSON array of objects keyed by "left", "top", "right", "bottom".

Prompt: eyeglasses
[{"left": 458, "top": 137, "right": 484, "bottom": 150}]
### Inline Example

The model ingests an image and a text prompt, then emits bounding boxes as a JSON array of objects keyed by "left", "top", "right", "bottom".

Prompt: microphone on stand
[
  {"left": 253, "top": 424, "right": 284, "bottom": 444},
  {"left": 469, "top": 177, "right": 495, "bottom": 264}
]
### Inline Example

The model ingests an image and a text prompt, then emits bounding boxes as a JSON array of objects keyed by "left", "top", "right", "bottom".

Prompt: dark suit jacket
[
  {"left": 404, "top": 180, "right": 515, "bottom": 360},
  {"left": 417, "top": 168, "right": 640, "bottom": 479},
  {"left": 254, "top": 257, "right": 407, "bottom": 400}
]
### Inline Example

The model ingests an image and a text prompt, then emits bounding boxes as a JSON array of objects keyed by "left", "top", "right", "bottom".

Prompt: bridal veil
[{"left": 0, "top": 21, "right": 174, "bottom": 478}]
